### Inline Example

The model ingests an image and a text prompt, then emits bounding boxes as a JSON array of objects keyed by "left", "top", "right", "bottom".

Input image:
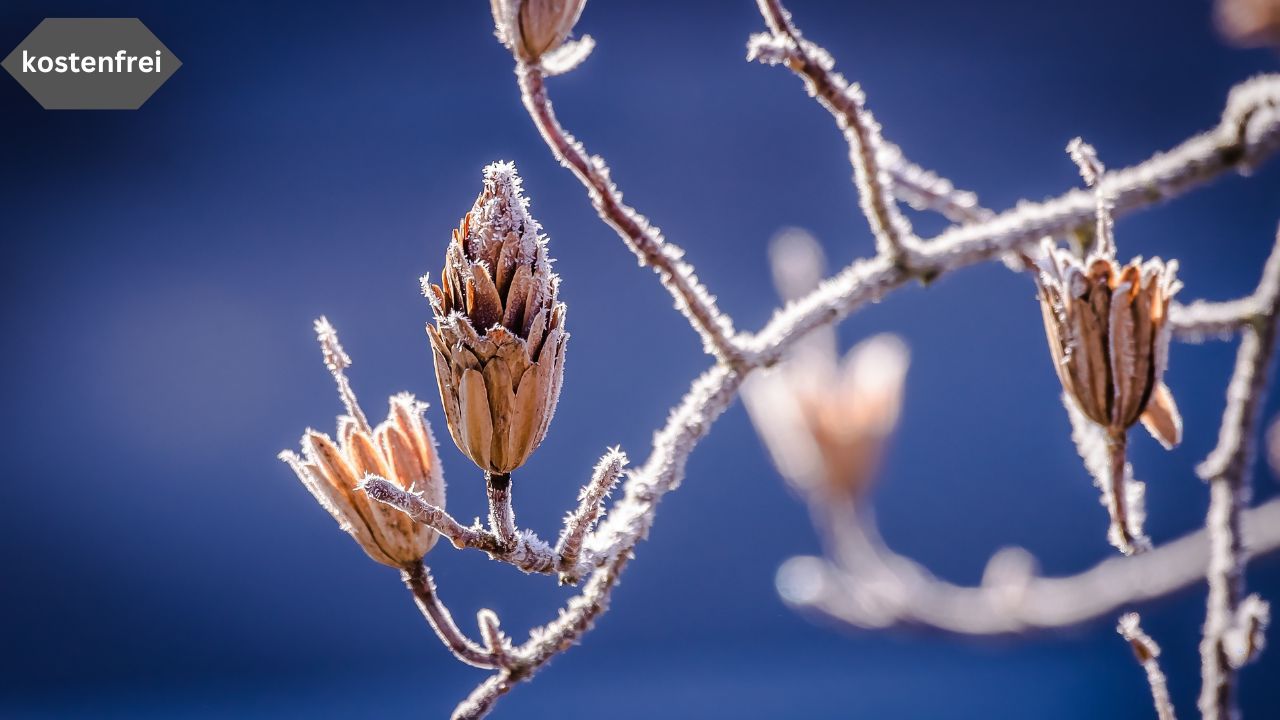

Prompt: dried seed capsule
[
  {"left": 1030, "top": 240, "right": 1183, "bottom": 448},
  {"left": 425, "top": 162, "right": 568, "bottom": 475},
  {"left": 280, "top": 318, "right": 446, "bottom": 569},
  {"left": 491, "top": 0, "right": 586, "bottom": 62}
]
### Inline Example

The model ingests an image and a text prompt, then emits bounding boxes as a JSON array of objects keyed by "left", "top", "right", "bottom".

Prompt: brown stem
[
  {"left": 1105, "top": 429, "right": 1138, "bottom": 554},
  {"left": 486, "top": 472, "right": 517, "bottom": 551},
  {"left": 402, "top": 561, "right": 497, "bottom": 669}
]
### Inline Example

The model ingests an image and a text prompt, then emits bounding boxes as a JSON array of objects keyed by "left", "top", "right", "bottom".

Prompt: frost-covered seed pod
[
  {"left": 280, "top": 319, "right": 446, "bottom": 568},
  {"left": 1029, "top": 239, "right": 1183, "bottom": 448},
  {"left": 425, "top": 162, "right": 568, "bottom": 475}
]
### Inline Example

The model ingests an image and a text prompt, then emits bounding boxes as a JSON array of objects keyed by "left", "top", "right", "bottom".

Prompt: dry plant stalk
[{"left": 277, "top": 0, "right": 1280, "bottom": 716}]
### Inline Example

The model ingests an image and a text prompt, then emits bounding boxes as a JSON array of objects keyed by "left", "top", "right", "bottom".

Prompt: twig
[
  {"left": 363, "top": 477, "right": 558, "bottom": 574},
  {"left": 402, "top": 561, "right": 500, "bottom": 669},
  {"left": 744, "top": 72, "right": 1280, "bottom": 361},
  {"left": 1118, "top": 613, "right": 1179, "bottom": 720},
  {"left": 776, "top": 497, "right": 1280, "bottom": 635},
  {"left": 1196, "top": 227, "right": 1280, "bottom": 720},
  {"left": 749, "top": 0, "right": 918, "bottom": 263},
  {"left": 513, "top": 63, "right": 744, "bottom": 367},
  {"left": 556, "top": 449, "right": 627, "bottom": 583}
]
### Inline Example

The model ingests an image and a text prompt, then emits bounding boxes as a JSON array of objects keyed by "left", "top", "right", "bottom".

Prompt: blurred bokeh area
[{"left": 2, "top": 1, "right": 1279, "bottom": 717}]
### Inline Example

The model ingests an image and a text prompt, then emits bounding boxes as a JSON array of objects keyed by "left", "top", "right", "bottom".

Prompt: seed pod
[
  {"left": 1030, "top": 239, "right": 1183, "bottom": 448},
  {"left": 491, "top": 0, "right": 586, "bottom": 62},
  {"left": 425, "top": 162, "right": 567, "bottom": 474},
  {"left": 281, "top": 319, "right": 445, "bottom": 568},
  {"left": 744, "top": 232, "right": 908, "bottom": 501}
]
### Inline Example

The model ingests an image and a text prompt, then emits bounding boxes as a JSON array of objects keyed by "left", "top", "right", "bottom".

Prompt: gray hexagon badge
[{"left": 2, "top": 18, "right": 181, "bottom": 110}]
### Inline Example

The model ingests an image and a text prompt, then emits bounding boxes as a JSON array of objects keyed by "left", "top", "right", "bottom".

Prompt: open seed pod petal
[
  {"left": 1073, "top": 293, "right": 1112, "bottom": 426},
  {"left": 376, "top": 422, "right": 440, "bottom": 554},
  {"left": 459, "top": 368, "right": 495, "bottom": 469},
  {"left": 494, "top": 231, "right": 520, "bottom": 296},
  {"left": 302, "top": 432, "right": 399, "bottom": 566},
  {"left": 303, "top": 431, "right": 361, "bottom": 505},
  {"left": 482, "top": 358, "right": 516, "bottom": 471},
  {"left": 509, "top": 364, "right": 543, "bottom": 464},
  {"left": 546, "top": 332, "right": 568, "bottom": 436},
  {"left": 389, "top": 394, "right": 447, "bottom": 508},
  {"left": 1108, "top": 280, "right": 1138, "bottom": 427},
  {"left": 1140, "top": 382, "right": 1183, "bottom": 449},
  {"left": 345, "top": 431, "right": 421, "bottom": 564},
  {"left": 336, "top": 416, "right": 359, "bottom": 450},
  {"left": 1036, "top": 287, "right": 1075, "bottom": 396},
  {"left": 503, "top": 263, "right": 534, "bottom": 331},
  {"left": 282, "top": 450, "right": 385, "bottom": 556},
  {"left": 469, "top": 263, "right": 504, "bottom": 330},
  {"left": 525, "top": 308, "right": 549, "bottom": 359}
]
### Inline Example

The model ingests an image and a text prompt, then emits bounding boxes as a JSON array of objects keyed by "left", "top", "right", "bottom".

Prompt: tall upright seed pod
[{"left": 425, "top": 161, "right": 568, "bottom": 483}]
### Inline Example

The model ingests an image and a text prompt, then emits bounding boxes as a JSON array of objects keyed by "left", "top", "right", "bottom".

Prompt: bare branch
[
  {"left": 556, "top": 448, "right": 627, "bottom": 583},
  {"left": 776, "top": 497, "right": 1280, "bottom": 635},
  {"left": 876, "top": 141, "right": 994, "bottom": 225},
  {"left": 363, "top": 477, "right": 560, "bottom": 575},
  {"left": 749, "top": 0, "right": 918, "bottom": 262},
  {"left": 1197, "top": 227, "right": 1280, "bottom": 720},
  {"left": 1118, "top": 613, "right": 1179, "bottom": 720},
  {"left": 402, "top": 562, "right": 501, "bottom": 669},
  {"left": 744, "top": 73, "right": 1280, "bottom": 362},
  {"left": 513, "top": 63, "right": 744, "bottom": 367}
]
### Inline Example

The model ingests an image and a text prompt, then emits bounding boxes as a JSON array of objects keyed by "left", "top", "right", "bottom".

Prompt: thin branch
[
  {"left": 1118, "top": 613, "right": 1179, "bottom": 720},
  {"left": 513, "top": 63, "right": 744, "bottom": 367},
  {"left": 1171, "top": 297, "right": 1265, "bottom": 340},
  {"left": 744, "top": 73, "right": 1280, "bottom": 362},
  {"left": 876, "top": 141, "right": 994, "bottom": 225},
  {"left": 402, "top": 561, "right": 501, "bottom": 669},
  {"left": 776, "top": 496, "right": 1280, "bottom": 635},
  {"left": 749, "top": 0, "right": 918, "bottom": 262},
  {"left": 1197, "top": 227, "right": 1280, "bottom": 720},
  {"left": 364, "top": 477, "right": 558, "bottom": 574},
  {"left": 556, "top": 448, "right": 627, "bottom": 583}
]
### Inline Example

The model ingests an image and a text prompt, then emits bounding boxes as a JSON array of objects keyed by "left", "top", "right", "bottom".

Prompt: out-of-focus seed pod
[
  {"left": 1216, "top": 0, "right": 1280, "bottom": 47},
  {"left": 280, "top": 318, "right": 445, "bottom": 569},
  {"left": 744, "top": 230, "right": 908, "bottom": 502},
  {"left": 491, "top": 0, "right": 587, "bottom": 62},
  {"left": 425, "top": 162, "right": 567, "bottom": 475}
]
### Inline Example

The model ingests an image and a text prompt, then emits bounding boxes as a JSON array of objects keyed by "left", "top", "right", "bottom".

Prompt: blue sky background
[{"left": 2, "top": 1, "right": 1279, "bottom": 718}]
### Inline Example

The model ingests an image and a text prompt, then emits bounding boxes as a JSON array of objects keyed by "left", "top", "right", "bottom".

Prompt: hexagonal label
[{"left": 2, "top": 18, "right": 181, "bottom": 110}]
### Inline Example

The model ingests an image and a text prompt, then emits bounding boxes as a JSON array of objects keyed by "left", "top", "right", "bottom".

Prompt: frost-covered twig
[
  {"left": 364, "top": 476, "right": 562, "bottom": 575},
  {"left": 749, "top": 0, "right": 918, "bottom": 262},
  {"left": 1118, "top": 613, "right": 1179, "bottom": 720},
  {"left": 745, "top": 72, "right": 1280, "bottom": 361},
  {"left": 402, "top": 561, "right": 502, "bottom": 669},
  {"left": 776, "top": 497, "right": 1280, "bottom": 635},
  {"left": 512, "top": 64, "right": 743, "bottom": 366},
  {"left": 366, "top": 447, "right": 627, "bottom": 581},
  {"left": 555, "top": 448, "right": 626, "bottom": 583},
  {"left": 1197, "top": 227, "right": 1280, "bottom": 720}
]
